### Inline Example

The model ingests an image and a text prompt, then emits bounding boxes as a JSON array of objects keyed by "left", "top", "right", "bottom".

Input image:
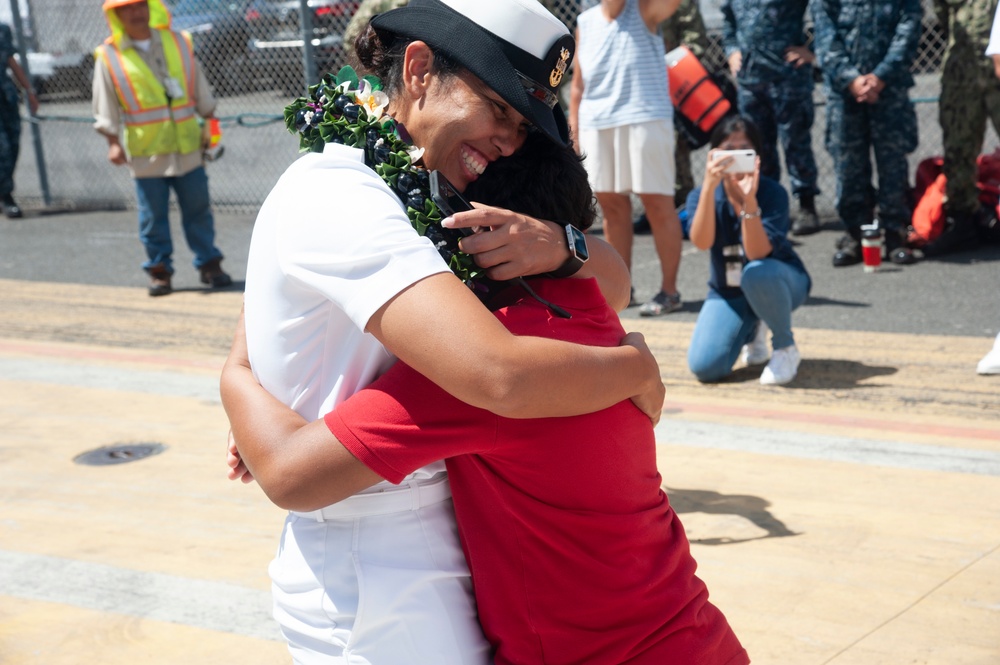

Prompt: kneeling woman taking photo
[{"left": 685, "top": 116, "right": 811, "bottom": 385}]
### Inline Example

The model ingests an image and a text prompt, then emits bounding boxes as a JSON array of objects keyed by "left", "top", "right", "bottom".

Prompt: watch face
[{"left": 567, "top": 225, "right": 589, "bottom": 261}]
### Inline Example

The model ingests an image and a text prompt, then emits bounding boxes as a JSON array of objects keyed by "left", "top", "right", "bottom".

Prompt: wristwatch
[{"left": 549, "top": 222, "right": 589, "bottom": 278}]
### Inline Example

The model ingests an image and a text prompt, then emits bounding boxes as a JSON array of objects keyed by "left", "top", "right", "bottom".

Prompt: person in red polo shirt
[{"left": 223, "top": 133, "right": 749, "bottom": 665}]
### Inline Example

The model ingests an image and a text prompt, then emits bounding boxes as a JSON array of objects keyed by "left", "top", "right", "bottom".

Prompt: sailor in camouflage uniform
[
  {"left": 928, "top": 0, "right": 1000, "bottom": 254},
  {"left": 812, "top": 0, "right": 922, "bottom": 266},
  {"left": 0, "top": 23, "right": 38, "bottom": 219},
  {"left": 722, "top": 0, "right": 821, "bottom": 235}
]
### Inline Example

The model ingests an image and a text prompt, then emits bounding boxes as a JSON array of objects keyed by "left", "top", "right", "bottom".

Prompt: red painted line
[
  {"left": 664, "top": 401, "right": 1000, "bottom": 442},
  {"left": 0, "top": 339, "right": 224, "bottom": 372}
]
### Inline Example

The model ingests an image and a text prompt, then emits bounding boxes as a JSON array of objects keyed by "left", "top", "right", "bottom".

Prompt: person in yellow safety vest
[{"left": 92, "top": 0, "right": 231, "bottom": 296}]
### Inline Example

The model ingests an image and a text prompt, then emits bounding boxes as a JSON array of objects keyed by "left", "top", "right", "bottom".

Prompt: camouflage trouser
[
  {"left": 0, "top": 88, "right": 21, "bottom": 198},
  {"left": 939, "top": 59, "right": 1000, "bottom": 215},
  {"left": 824, "top": 84, "right": 918, "bottom": 232},
  {"left": 674, "top": 129, "right": 694, "bottom": 203},
  {"left": 737, "top": 79, "right": 819, "bottom": 200}
]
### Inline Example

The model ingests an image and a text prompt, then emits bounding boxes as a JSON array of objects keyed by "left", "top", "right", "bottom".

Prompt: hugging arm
[
  {"left": 367, "top": 271, "right": 664, "bottom": 422},
  {"left": 220, "top": 309, "right": 383, "bottom": 511}
]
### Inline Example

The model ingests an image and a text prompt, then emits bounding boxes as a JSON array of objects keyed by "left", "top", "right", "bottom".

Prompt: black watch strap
[{"left": 548, "top": 223, "right": 589, "bottom": 278}]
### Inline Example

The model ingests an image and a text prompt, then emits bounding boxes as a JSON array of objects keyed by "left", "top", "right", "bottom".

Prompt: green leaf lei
[{"left": 284, "top": 66, "right": 489, "bottom": 293}]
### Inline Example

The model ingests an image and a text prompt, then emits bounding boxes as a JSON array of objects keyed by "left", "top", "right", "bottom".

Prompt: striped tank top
[{"left": 576, "top": 0, "right": 672, "bottom": 130}]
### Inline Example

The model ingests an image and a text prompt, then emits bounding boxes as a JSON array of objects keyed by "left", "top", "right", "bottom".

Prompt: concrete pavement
[{"left": 1, "top": 209, "right": 999, "bottom": 663}]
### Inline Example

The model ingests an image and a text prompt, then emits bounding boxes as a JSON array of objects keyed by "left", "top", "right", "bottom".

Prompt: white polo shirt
[{"left": 244, "top": 143, "right": 451, "bottom": 492}]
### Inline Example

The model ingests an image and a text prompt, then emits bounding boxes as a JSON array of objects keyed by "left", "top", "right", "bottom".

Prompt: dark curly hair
[
  {"left": 466, "top": 130, "right": 597, "bottom": 233},
  {"left": 354, "top": 23, "right": 461, "bottom": 98}
]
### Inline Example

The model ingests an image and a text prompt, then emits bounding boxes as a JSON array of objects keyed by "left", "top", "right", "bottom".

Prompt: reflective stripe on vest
[{"left": 97, "top": 30, "right": 202, "bottom": 157}]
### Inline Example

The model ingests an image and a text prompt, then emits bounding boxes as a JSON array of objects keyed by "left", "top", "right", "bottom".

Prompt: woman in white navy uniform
[{"left": 228, "top": 0, "right": 666, "bottom": 662}]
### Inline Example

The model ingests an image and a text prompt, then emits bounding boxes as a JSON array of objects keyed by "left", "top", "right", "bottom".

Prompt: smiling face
[{"left": 395, "top": 47, "right": 531, "bottom": 192}]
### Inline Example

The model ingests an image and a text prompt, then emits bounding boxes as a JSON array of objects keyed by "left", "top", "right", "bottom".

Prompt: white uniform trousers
[{"left": 268, "top": 476, "right": 491, "bottom": 665}]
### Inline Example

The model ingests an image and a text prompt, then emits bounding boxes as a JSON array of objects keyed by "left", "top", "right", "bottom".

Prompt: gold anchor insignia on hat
[{"left": 549, "top": 47, "right": 570, "bottom": 87}]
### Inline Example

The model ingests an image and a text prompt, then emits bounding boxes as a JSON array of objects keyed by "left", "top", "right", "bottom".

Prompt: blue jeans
[
  {"left": 135, "top": 166, "right": 223, "bottom": 274},
  {"left": 687, "top": 258, "right": 810, "bottom": 382}
]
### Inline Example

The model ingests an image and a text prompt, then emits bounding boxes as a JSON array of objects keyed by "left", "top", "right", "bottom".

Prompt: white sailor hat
[{"left": 371, "top": 0, "right": 575, "bottom": 145}]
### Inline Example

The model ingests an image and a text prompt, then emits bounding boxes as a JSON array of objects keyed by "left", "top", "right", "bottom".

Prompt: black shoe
[
  {"left": 923, "top": 211, "right": 979, "bottom": 257},
  {"left": 199, "top": 258, "right": 233, "bottom": 288},
  {"left": 147, "top": 265, "right": 173, "bottom": 297},
  {"left": 885, "top": 228, "right": 918, "bottom": 265},
  {"left": 792, "top": 196, "right": 820, "bottom": 236},
  {"left": 832, "top": 233, "right": 861, "bottom": 267},
  {"left": 2, "top": 194, "right": 22, "bottom": 219}
]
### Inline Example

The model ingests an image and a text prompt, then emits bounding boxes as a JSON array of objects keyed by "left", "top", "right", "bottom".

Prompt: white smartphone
[{"left": 715, "top": 149, "right": 756, "bottom": 173}]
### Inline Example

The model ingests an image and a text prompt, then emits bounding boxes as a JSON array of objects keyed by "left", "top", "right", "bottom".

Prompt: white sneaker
[
  {"left": 741, "top": 321, "right": 770, "bottom": 366},
  {"left": 977, "top": 333, "right": 1000, "bottom": 375},
  {"left": 760, "top": 344, "right": 800, "bottom": 386}
]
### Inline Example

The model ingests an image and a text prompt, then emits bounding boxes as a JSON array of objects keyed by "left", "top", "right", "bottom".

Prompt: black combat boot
[
  {"left": 832, "top": 227, "right": 862, "bottom": 267},
  {"left": 923, "top": 209, "right": 979, "bottom": 257}
]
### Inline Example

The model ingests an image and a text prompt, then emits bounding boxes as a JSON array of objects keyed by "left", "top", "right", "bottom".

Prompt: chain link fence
[{"left": 7, "top": 0, "right": 999, "bottom": 216}]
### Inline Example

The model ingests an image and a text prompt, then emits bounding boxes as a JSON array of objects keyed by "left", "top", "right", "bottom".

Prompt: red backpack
[{"left": 909, "top": 153, "right": 1000, "bottom": 246}]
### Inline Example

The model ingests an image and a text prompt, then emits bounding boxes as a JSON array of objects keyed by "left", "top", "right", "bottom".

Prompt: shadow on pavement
[
  {"left": 719, "top": 359, "right": 897, "bottom": 389},
  {"left": 803, "top": 295, "right": 869, "bottom": 308},
  {"left": 921, "top": 245, "right": 1000, "bottom": 265},
  {"left": 664, "top": 486, "right": 800, "bottom": 546},
  {"left": 792, "top": 359, "right": 898, "bottom": 390}
]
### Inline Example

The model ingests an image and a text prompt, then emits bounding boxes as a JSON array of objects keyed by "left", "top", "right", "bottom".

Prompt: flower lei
[{"left": 284, "top": 66, "right": 487, "bottom": 291}]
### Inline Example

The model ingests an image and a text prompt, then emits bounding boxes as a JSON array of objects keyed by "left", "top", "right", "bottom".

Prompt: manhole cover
[{"left": 73, "top": 443, "right": 167, "bottom": 466}]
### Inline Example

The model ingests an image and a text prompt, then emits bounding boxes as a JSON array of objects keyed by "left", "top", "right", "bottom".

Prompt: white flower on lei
[
  {"left": 406, "top": 145, "right": 425, "bottom": 163},
  {"left": 354, "top": 79, "right": 389, "bottom": 121}
]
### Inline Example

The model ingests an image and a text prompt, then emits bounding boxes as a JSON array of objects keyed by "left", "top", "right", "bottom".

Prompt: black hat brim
[{"left": 371, "top": 3, "right": 568, "bottom": 146}]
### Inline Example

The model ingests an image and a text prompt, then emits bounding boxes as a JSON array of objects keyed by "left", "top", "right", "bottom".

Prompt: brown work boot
[
  {"left": 147, "top": 265, "right": 173, "bottom": 297},
  {"left": 199, "top": 258, "right": 232, "bottom": 288}
]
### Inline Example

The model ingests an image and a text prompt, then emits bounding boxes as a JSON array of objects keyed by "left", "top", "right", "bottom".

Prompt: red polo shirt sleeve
[{"left": 325, "top": 364, "right": 499, "bottom": 484}]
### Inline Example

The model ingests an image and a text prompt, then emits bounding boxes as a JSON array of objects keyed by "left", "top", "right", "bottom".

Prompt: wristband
[{"left": 548, "top": 223, "right": 589, "bottom": 278}]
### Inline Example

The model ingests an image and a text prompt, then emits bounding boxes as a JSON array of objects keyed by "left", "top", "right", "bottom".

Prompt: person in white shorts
[
  {"left": 570, "top": 0, "right": 687, "bottom": 316},
  {"left": 228, "top": 0, "right": 666, "bottom": 663}
]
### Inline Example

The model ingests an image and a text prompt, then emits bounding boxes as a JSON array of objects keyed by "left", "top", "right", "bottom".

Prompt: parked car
[
  {"left": 244, "top": 0, "right": 359, "bottom": 96},
  {"left": 19, "top": 51, "right": 94, "bottom": 101},
  {"left": 168, "top": 0, "right": 253, "bottom": 96}
]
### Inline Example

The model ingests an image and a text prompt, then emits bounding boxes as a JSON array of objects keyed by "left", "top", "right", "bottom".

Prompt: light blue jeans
[
  {"left": 688, "top": 258, "right": 810, "bottom": 382},
  {"left": 135, "top": 166, "right": 223, "bottom": 274}
]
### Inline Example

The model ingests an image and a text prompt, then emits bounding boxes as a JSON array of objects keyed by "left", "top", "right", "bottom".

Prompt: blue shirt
[
  {"left": 811, "top": 0, "right": 923, "bottom": 93},
  {"left": 0, "top": 24, "right": 19, "bottom": 107},
  {"left": 686, "top": 176, "right": 811, "bottom": 299},
  {"left": 721, "top": 0, "right": 814, "bottom": 86}
]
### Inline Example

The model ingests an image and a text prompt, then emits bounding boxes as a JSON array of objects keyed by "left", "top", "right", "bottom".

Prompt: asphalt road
[{"left": 1, "top": 205, "right": 997, "bottom": 338}]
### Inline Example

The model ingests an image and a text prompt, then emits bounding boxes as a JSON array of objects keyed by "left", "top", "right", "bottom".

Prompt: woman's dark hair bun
[{"left": 354, "top": 24, "right": 385, "bottom": 73}]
